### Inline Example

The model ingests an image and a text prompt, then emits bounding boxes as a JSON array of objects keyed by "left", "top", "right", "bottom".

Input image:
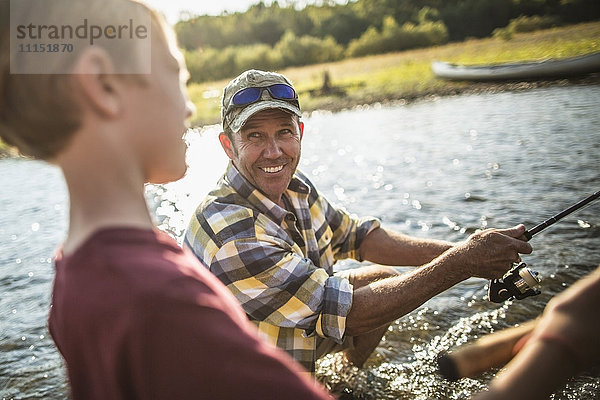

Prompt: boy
[{"left": 0, "top": 1, "right": 332, "bottom": 398}]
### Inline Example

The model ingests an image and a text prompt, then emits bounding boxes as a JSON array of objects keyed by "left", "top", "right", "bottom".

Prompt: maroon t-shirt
[{"left": 48, "top": 227, "right": 332, "bottom": 400}]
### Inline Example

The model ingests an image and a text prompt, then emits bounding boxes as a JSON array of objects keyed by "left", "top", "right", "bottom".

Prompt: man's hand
[
  {"left": 454, "top": 224, "right": 533, "bottom": 280},
  {"left": 348, "top": 224, "right": 533, "bottom": 336}
]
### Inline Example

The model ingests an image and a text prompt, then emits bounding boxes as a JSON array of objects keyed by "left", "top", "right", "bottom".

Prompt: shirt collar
[{"left": 224, "top": 162, "right": 311, "bottom": 224}]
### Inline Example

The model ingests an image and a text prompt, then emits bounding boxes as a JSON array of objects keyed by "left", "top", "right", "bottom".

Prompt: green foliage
[
  {"left": 234, "top": 43, "right": 283, "bottom": 72},
  {"left": 0, "top": 139, "right": 17, "bottom": 158},
  {"left": 346, "top": 16, "right": 449, "bottom": 57},
  {"left": 417, "top": 6, "right": 441, "bottom": 23},
  {"left": 439, "top": 0, "right": 514, "bottom": 40},
  {"left": 184, "top": 33, "right": 343, "bottom": 83},
  {"left": 275, "top": 31, "right": 344, "bottom": 67},
  {"left": 187, "top": 21, "right": 600, "bottom": 127},
  {"left": 176, "top": 2, "right": 320, "bottom": 51},
  {"left": 507, "top": 14, "right": 561, "bottom": 32},
  {"left": 176, "top": 0, "right": 599, "bottom": 83},
  {"left": 351, "top": 0, "right": 407, "bottom": 28},
  {"left": 309, "top": 6, "right": 370, "bottom": 45},
  {"left": 184, "top": 48, "right": 236, "bottom": 83},
  {"left": 493, "top": 14, "right": 561, "bottom": 39},
  {"left": 493, "top": 27, "right": 515, "bottom": 40}
]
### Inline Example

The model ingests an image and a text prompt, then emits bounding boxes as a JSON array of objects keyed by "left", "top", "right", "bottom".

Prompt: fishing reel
[{"left": 488, "top": 262, "right": 541, "bottom": 303}]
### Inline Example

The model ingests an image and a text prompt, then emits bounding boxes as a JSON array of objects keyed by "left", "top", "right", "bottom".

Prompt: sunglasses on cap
[{"left": 229, "top": 84, "right": 298, "bottom": 108}]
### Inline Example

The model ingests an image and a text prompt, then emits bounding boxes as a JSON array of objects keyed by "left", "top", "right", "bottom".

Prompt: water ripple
[{"left": 2, "top": 85, "right": 599, "bottom": 399}]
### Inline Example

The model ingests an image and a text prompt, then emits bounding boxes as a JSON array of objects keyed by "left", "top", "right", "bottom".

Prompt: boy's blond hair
[{"left": 0, "top": 0, "right": 173, "bottom": 160}]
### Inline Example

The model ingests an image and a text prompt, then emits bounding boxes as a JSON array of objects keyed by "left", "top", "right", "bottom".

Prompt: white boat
[{"left": 432, "top": 51, "right": 600, "bottom": 81}]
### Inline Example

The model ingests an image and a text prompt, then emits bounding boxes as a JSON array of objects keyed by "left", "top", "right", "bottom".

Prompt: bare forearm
[
  {"left": 359, "top": 227, "right": 454, "bottom": 266},
  {"left": 346, "top": 245, "right": 468, "bottom": 335},
  {"left": 347, "top": 225, "right": 533, "bottom": 336}
]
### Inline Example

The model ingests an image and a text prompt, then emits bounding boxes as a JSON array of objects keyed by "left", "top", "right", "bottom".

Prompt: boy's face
[{"left": 125, "top": 34, "right": 194, "bottom": 184}]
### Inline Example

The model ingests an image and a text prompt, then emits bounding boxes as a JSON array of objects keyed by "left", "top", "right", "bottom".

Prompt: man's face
[{"left": 219, "top": 108, "right": 303, "bottom": 207}]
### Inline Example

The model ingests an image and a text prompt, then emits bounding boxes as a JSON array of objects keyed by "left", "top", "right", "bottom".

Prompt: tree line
[{"left": 175, "top": 0, "right": 599, "bottom": 83}]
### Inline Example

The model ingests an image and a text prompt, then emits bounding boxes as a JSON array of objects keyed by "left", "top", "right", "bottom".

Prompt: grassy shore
[
  {"left": 1, "top": 21, "right": 598, "bottom": 157},
  {"left": 188, "top": 21, "right": 600, "bottom": 128}
]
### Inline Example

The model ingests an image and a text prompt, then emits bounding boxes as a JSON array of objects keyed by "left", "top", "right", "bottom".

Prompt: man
[
  {"left": 0, "top": 3, "right": 331, "bottom": 399},
  {"left": 185, "top": 69, "right": 532, "bottom": 373}
]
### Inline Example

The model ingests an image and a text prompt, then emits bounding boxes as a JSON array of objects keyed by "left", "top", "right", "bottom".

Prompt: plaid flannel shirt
[{"left": 184, "top": 163, "right": 380, "bottom": 372}]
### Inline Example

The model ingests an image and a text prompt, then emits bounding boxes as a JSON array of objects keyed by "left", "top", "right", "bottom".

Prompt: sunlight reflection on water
[
  {"left": 1, "top": 85, "right": 599, "bottom": 399},
  {"left": 149, "top": 86, "right": 600, "bottom": 399}
]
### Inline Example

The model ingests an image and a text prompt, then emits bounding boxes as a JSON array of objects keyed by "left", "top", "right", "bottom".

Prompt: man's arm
[
  {"left": 359, "top": 226, "right": 454, "bottom": 266},
  {"left": 185, "top": 199, "right": 354, "bottom": 343},
  {"left": 346, "top": 225, "right": 532, "bottom": 336}
]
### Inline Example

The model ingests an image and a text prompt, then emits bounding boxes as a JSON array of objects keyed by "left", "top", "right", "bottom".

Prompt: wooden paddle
[{"left": 437, "top": 319, "right": 538, "bottom": 381}]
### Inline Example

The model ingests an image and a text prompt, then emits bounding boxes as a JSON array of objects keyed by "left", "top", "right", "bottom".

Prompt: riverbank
[
  {"left": 188, "top": 21, "right": 600, "bottom": 127},
  {"left": 1, "top": 21, "right": 598, "bottom": 158}
]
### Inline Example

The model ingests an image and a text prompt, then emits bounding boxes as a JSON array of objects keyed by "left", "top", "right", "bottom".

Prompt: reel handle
[
  {"left": 488, "top": 262, "right": 541, "bottom": 303},
  {"left": 488, "top": 190, "right": 599, "bottom": 302}
]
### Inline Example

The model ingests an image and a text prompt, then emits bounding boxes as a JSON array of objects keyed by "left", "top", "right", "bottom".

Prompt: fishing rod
[
  {"left": 524, "top": 189, "right": 600, "bottom": 239},
  {"left": 488, "top": 189, "right": 600, "bottom": 303},
  {"left": 439, "top": 190, "right": 600, "bottom": 381}
]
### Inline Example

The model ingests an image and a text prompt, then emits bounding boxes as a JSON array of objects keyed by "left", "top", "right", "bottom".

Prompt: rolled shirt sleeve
[{"left": 184, "top": 165, "right": 379, "bottom": 371}]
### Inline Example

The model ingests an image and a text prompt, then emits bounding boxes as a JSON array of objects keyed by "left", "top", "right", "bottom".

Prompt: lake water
[{"left": 1, "top": 85, "right": 599, "bottom": 399}]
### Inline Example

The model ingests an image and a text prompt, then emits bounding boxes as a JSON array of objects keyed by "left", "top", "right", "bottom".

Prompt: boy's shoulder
[
  {"left": 53, "top": 226, "right": 245, "bottom": 315},
  {"left": 55, "top": 227, "right": 209, "bottom": 294}
]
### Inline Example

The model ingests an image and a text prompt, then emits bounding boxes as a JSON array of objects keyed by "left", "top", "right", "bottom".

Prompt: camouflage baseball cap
[{"left": 221, "top": 69, "right": 302, "bottom": 133}]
